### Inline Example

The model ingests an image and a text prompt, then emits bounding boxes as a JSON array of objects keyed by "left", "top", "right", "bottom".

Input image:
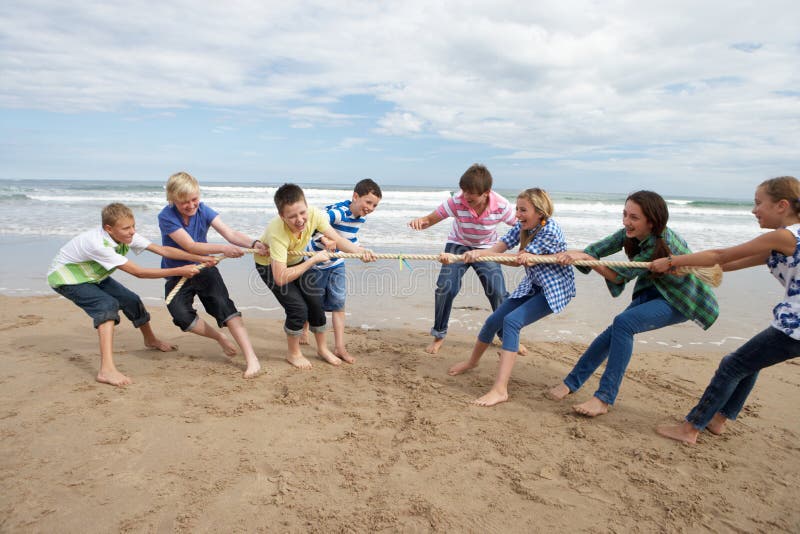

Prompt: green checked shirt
[{"left": 578, "top": 228, "right": 719, "bottom": 330}]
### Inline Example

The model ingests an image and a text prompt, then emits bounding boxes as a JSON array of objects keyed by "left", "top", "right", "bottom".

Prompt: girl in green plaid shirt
[{"left": 547, "top": 191, "right": 719, "bottom": 417}]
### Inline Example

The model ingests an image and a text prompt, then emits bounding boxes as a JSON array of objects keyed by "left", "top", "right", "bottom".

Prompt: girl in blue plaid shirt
[{"left": 447, "top": 188, "right": 575, "bottom": 406}]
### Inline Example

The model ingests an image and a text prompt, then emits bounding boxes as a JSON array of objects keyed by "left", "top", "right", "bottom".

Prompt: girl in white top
[{"left": 650, "top": 176, "right": 800, "bottom": 444}]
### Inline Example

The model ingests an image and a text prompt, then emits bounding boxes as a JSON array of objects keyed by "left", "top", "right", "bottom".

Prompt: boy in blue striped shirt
[{"left": 303, "top": 179, "right": 382, "bottom": 363}]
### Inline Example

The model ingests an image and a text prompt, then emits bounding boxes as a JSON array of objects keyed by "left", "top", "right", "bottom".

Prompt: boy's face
[
  {"left": 280, "top": 200, "right": 309, "bottom": 233},
  {"left": 174, "top": 192, "right": 200, "bottom": 219},
  {"left": 350, "top": 192, "right": 380, "bottom": 218},
  {"left": 462, "top": 189, "right": 489, "bottom": 211},
  {"left": 105, "top": 216, "right": 136, "bottom": 245}
]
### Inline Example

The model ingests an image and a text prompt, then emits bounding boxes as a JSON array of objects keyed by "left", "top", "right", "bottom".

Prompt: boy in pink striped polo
[{"left": 409, "top": 163, "right": 516, "bottom": 354}]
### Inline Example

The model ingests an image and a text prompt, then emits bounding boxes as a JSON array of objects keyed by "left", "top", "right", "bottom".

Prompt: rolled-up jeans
[
  {"left": 431, "top": 242, "right": 508, "bottom": 339},
  {"left": 477, "top": 288, "right": 552, "bottom": 352},
  {"left": 256, "top": 262, "right": 326, "bottom": 336},
  {"left": 563, "top": 286, "right": 687, "bottom": 405},
  {"left": 685, "top": 326, "right": 800, "bottom": 430}
]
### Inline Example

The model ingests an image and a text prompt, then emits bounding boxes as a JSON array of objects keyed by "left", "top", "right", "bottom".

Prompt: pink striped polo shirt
[{"left": 435, "top": 190, "right": 516, "bottom": 248}]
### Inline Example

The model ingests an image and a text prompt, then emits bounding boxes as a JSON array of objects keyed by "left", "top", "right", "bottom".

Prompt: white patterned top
[{"left": 769, "top": 223, "right": 800, "bottom": 339}]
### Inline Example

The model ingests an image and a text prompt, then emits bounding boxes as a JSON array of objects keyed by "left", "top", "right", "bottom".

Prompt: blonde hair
[
  {"left": 101, "top": 203, "right": 134, "bottom": 227},
  {"left": 759, "top": 176, "right": 800, "bottom": 215},
  {"left": 517, "top": 188, "right": 553, "bottom": 249},
  {"left": 166, "top": 171, "right": 200, "bottom": 204}
]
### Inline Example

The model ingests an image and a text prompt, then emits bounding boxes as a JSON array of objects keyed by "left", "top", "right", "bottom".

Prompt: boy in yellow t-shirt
[{"left": 254, "top": 184, "right": 375, "bottom": 369}]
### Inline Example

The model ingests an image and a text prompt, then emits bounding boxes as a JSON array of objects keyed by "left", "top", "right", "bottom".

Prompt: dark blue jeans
[
  {"left": 257, "top": 262, "right": 326, "bottom": 336},
  {"left": 165, "top": 266, "right": 240, "bottom": 331},
  {"left": 431, "top": 242, "right": 508, "bottom": 339},
  {"left": 686, "top": 326, "right": 800, "bottom": 429},
  {"left": 563, "top": 286, "right": 687, "bottom": 405},
  {"left": 54, "top": 277, "right": 150, "bottom": 329},
  {"left": 477, "top": 289, "right": 552, "bottom": 352}
]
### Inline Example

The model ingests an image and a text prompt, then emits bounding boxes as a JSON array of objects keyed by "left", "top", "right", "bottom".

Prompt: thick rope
[
  {"left": 165, "top": 248, "right": 722, "bottom": 304},
  {"left": 281, "top": 250, "right": 721, "bottom": 286}
]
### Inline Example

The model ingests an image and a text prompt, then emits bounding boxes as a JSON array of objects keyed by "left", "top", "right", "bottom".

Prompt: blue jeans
[
  {"left": 432, "top": 242, "right": 508, "bottom": 339},
  {"left": 564, "top": 286, "right": 688, "bottom": 405},
  {"left": 308, "top": 264, "right": 347, "bottom": 312},
  {"left": 478, "top": 289, "right": 552, "bottom": 352},
  {"left": 54, "top": 277, "right": 150, "bottom": 329},
  {"left": 686, "top": 326, "right": 800, "bottom": 429}
]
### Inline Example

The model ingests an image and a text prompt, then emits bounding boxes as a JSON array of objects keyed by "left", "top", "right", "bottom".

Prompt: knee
[
  {"left": 284, "top": 302, "right": 308, "bottom": 330},
  {"left": 611, "top": 314, "right": 637, "bottom": 334},
  {"left": 503, "top": 314, "right": 523, "bottom": 333},
  {"left": 168, "top": 303, "right": 196, "bottom": 331}
]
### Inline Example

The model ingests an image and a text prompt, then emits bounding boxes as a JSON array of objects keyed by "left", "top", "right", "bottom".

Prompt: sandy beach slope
[{"left": 1, "top": 295, "right": 798, "bottom": 532}]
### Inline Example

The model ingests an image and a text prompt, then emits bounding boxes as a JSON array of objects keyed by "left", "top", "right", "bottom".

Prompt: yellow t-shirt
[{"left": 254, "top": 206, "right": 330, "bottom": 266}]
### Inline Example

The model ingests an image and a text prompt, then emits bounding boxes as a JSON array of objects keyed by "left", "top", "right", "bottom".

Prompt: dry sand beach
[{"left": 1, "top": 292, "right": 799, "bottom": 532}]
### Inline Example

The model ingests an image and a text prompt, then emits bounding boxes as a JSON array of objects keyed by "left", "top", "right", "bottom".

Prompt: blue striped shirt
[
  {"left": 500, "top": 219, "right": 575, "bottom": 313},
  {"left": 309, "top": 199, "right": 365, "bottom": 270}
]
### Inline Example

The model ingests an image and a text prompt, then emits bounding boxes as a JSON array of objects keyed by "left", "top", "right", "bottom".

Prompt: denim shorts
[
  {"left": 310, "top": 264, "right": 347, "bottom": 312},
  {"left": 53, "top": 277, "right": 150, "bottom": 329}
]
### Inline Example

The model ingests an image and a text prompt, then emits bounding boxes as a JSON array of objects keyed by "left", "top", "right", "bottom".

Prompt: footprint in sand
[{"left": 0, "top": 314, "right": 44, "bottom": 332}]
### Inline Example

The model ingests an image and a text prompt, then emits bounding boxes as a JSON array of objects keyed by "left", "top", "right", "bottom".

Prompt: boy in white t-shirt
[{"left": 48, "top": 203, "right": 214, "bottom": 387}]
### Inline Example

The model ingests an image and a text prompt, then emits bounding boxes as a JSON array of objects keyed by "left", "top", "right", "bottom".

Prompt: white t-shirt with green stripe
[{"left": 47, "top": 227, "right": 151, "bottom": 287}]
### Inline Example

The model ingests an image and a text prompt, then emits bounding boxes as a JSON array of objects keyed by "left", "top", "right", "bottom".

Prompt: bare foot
[
  {"left": 473, "top": 389, "right": 508, "bottom": 407},
  {"left": 706, "top": 413, "right": 728, "bottom": 435},
  {"left": 448, "top": 360, "right": 477, "bottom": 376},
  {"left": 145, "top": 338, "right": 177, "bottom": 352},
  {"left": 518, "top": 343, "right": 528, "bottom": 356},
  {"left": 425, "top": 337, "right": 445, "bottom": 354},
  {"left": 299, "top": 331, "right": 309, "bottom": 345},
  {"left": 217, "top": 335, "right": 238, "bottom": 357},
  {"left": 655, "top": 421, "right": 698, "bottom": 444},
  {"left": 546, "top": 383, "right": 571, "bottom": 401},
  {"left": 96, "top": 368, "right": 132, "bottom": 387},
  {"left": 573, "top": 397, "right": 609, "bottom": 417},
  {"left": 318, "top": 349, "right": 343, "bottom": 366},
  {"left": 286, "top": 353, "right": 312, "bottom": 370},
  {"left": 243, "top": 360, "right": 262, "bottom": 378},
  {"left": 335, "top": 348, "right": 355, "bottom": 364}
]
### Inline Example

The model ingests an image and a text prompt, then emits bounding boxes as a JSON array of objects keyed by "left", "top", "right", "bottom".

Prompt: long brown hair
[{"left": 623, "top": 191, "right": 671, "bottom": 261}]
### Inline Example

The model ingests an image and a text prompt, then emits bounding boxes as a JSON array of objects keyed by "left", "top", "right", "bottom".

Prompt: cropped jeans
[
  {"left": 563, "top": 286, "right": 688, "bottom": 405},
  {"left": 686, "top": 326, "right": 800, "bottom": 430},
  {"left": 477, "top": 288, "right": 552, "bottom": 352},
  {"left": 431, "top": 242, "right": 508, "bottom": 339}
]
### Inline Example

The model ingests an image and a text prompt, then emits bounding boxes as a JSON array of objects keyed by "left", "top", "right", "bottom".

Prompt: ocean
[
  {"left": 0, "top": 178, "right": 759, "bottom": 250},
  {"left": 0, "top": 179, "right": 781, "bottom": 350}
]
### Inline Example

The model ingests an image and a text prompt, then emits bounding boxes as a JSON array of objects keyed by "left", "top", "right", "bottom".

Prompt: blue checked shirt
[{"left": 500, "top": 219, "right": 575, "bottom": 313}]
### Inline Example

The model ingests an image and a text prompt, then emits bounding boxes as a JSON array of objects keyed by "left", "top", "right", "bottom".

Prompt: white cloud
[
  {"left": 0, "top": 0, "right": 798, "bottom": 194},
  {"left": 375, "top": 112, "right": 425, "bottom": 136}
]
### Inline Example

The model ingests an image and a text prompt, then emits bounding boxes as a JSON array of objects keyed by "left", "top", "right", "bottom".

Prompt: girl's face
[
  {"left": 174, "top": 192, "right": 200, "bottom": 219},
  {"left": 280, "top": 200, "right": 309, "bottom": 234},
  {"left": 515, "top": 197, "right": 542, "bottom": 230},
  {"left": 622, "top": 200, "right": 653, "bottom": 240},
  {"left": 751, "top": 186, "right": 783, "bottom": 229}
]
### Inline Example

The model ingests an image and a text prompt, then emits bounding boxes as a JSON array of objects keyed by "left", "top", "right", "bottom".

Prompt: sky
[{"left": 1, "top": 1, "right": 798, "bottom": 199}]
